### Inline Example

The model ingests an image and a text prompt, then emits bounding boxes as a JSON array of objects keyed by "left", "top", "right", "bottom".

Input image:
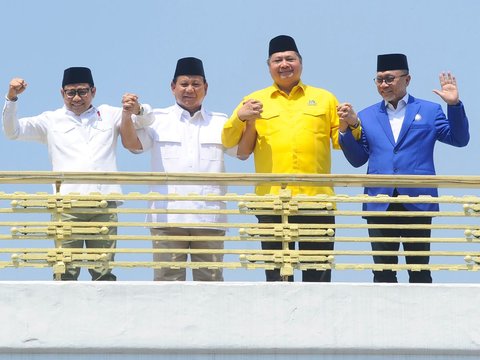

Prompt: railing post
[
  {"left": 53, "top": 181, "right": 64, "bottom": 281},
  {"left": 279, "top": 187, "right": 294, "bottom": 281}
]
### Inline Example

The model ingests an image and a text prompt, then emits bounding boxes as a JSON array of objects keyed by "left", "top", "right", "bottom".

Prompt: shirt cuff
[
  {"left": 132, "top": 104, "right": 154, "bottom": 128},
  {"left": 232, "top": 115, "right": 247, "bottom": 129},
  {"left": 448, "top": 100, "right": 462, "bottom": 107}
]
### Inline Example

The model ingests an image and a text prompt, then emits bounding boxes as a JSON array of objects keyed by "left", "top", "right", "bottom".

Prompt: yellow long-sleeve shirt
[{"left": 222, "top": 81, "right": 361, "bottom": 196}]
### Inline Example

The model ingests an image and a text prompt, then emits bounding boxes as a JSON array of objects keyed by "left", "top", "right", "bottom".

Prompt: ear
[
  {"left": 405, "top": 75, "right": 411, "bottom": 86},
  {"left": 204, "top": 81, "right": 208, "bottom": 95},
  {"left": 90, "top": 87, "right": 97, "bottom": 98},
  {"left": 60, "top": 88, "right": 65, "bottom": 98},
  {"left": 170, "top": 81, "right": 176, "bottom": 93}
]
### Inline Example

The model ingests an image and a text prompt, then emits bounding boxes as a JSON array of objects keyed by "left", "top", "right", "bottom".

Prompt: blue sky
[{"left": 1, "top": 0, "right": 479, "bottom": 282}]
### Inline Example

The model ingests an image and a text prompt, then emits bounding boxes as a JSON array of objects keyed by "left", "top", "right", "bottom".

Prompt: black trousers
[
  {"left": 256, "top": 215, "right": 335, "bottom": 282},
  {"left": 366, "top": 202, "right": 432, "bottom": 283}
]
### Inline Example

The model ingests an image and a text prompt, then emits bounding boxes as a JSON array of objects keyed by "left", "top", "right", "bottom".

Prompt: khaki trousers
[
  {"left": 151, "top": 227, "right": 225, "bottom": 281},
  {"left": 57, "top": 202, "right": 117, "bottom": 281}
]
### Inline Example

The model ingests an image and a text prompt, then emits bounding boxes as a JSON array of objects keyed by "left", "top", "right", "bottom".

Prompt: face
[
  {"left": 375, "top": 70, "right": 410, "bottom": 105},
  {"left": 171, "top": 75, "right": 207, "bottom": 114},
  {"left": 61, "top": 83, "right": 95, "bottom": 115},
  {"left": 268, "top": 51, "right": 302, "bottom": 92}
]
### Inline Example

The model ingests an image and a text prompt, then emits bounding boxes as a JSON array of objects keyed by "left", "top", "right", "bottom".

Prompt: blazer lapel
[
  {"left": 376, "top": 102, "right": 395, "bottom": 146},
  {"left": 395, "top": 96, "right": 420, "bottom": 147}
]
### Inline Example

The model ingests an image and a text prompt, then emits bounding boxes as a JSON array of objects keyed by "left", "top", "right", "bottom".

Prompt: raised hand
[
  {"left": 432, "top": 72, "right": 459, "bottom": 106},
  {"left": 8, "top": 78, "right": 28, "bottom": 100},
  {"left": 337, "top": 102, "right": 359, "bottom": 132},
  {"left": 122, "top": 93, "right": 141, "bottom": 115},
  {"left": 237, "top": 99, "right": 263, "bottom": 122}
]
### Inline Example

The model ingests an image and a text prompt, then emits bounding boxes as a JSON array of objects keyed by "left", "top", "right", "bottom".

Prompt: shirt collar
[
  {"left": 173, "top": 102, "right": 205, "bottom": 122},
  {"left": 270, "top": 80, "right": 306, "bottom": 97},
  {"left": 63, "top": 104, "right": 97, "bottom": 117},
  {"left": 385, "top": 93, "right": 409, "bottom": 111}
]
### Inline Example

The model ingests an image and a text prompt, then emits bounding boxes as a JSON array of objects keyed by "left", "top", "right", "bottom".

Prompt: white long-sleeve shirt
[
  {"left": 385, "top": 93, "right": 409, "bottom": 143},
  {"left": 136, "top": 103, "right": 236, "bottom": 226},
  {"left": 2, "top": 98, "right": 151, "bottom": 195}
]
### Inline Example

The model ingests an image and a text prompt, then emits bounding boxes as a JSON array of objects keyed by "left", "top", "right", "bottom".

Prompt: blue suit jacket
[{"left": 340, "top": 96, "right": 469, "bottom": 212}]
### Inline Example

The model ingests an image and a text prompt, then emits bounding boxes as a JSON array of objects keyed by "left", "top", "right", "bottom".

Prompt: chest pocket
[
  {"left": 52, "top": 123, "right": 76, "bottom": 135},
  {"left": 301, "top": 108, "right": 327, "bottom": 134},
  {"left": 155, "top": 133, "right": 182, "bottom": 159},
  {"left": 409, "top": 123, "right": 431, "bottom": 130},
  {"left": 256, "top": 112, "right": 280, "bottom": 137},
  {"left": 91, "top": 123, "right": 114, "bottom": 141},
  {"left": 199, "top": 131, "right": 223, "bottom": 161},
  {"left": 51, "top": 123, "right": 79, "bottom": 147}
]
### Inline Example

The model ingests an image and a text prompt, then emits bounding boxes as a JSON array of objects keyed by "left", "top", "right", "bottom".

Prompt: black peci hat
[
  {"left": 377, "top": 54, "right": 409, "bottom": 72},
  {"left": 268, "top": 35, "right": 299, "bottom": 56},
  {"left": 173, "top": 57, "right": 205, "bottom": 79},
  {"left": 62, "top": 67, "right": 94, "bottom": 88}
]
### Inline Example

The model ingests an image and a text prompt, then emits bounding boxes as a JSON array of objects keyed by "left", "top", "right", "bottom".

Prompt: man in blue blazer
[{"left": 337, "top": 53, "right": 469, "bottom": 283}]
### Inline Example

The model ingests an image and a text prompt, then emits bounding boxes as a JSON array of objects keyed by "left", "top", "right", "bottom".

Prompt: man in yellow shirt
[{"left": 222, "top": 35, "right": 361, "bottom": 282}]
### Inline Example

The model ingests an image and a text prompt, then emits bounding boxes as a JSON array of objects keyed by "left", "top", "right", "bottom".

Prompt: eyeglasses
[
  {"left": 374, "top": 74, "right": 408, "bottom": 85},
  {"left": 64, "top": 88, "right": 91, "bottom": 98}
]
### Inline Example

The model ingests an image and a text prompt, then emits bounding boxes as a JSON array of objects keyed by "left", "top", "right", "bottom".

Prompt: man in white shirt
[
  {"left": 121, "top": 57, "right": 235, "bottom": 281},
  {"left": 2, "top": 67, "right": 151, "bottom": 281}
]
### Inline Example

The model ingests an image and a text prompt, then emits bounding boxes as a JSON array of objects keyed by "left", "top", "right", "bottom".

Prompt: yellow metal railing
[{"left": 1, "top": 171, "right": 479, "bottom": 280}]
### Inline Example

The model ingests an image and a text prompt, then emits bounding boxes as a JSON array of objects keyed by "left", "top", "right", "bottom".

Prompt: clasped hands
[
  {"left": 122, "top": 93, "right": 142, "bottom": 115},
  {"left": 337, "top": 103, "right": 359, "bottom": 132},
  {"left": 238, "top": 99, "right": 263, "bottom": 122}
]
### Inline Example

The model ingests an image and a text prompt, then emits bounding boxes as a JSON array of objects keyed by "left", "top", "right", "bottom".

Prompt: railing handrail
[{"left": 1, "top": 171, "right": 480, "bottom": 188}]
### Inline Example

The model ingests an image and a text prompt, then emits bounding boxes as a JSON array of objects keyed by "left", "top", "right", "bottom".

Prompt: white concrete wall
[{"left": 1, "top": 282, "right": 480, "bottom": 356}]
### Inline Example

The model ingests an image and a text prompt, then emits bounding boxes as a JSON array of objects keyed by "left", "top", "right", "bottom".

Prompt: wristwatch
[{"left": 349, "top": 119, "right": 360, "bottom": 129}]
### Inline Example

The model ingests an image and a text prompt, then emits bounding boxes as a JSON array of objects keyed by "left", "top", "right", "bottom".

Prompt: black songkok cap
[
  {"left": 62, "top": 67, "right": 94, "bottom": 88},
  {"left": 268, "top": 35, "right": 299, "bottom": 56},
  {"left": 173, "top": 57, "right": 205, "bottom": 79},
  {"left": 377, "top": 54, "right": 409, "bottom": 72}
]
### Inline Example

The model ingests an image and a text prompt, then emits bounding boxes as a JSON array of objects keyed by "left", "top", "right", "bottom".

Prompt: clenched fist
[{"left": 8, "top": 78, "right": 28, "bottom": 101}]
